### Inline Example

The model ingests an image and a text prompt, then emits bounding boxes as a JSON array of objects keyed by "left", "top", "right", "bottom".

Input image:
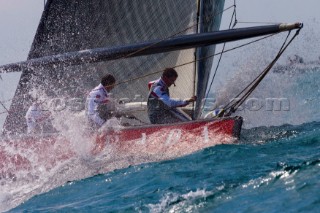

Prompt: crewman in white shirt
[
  {"left": 147, "top": 68, "right": 196, "bottom": 124},
  {"left": 25, "top": 101, "right": 51, "bottom": 134},
  {"left": 86, "top": 74, "right": 116, "bottom": 129}
]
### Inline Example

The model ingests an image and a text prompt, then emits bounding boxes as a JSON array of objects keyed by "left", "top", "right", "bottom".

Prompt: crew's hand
[{"left": 185, "top": 96, "right": 197, "bottom": 103}]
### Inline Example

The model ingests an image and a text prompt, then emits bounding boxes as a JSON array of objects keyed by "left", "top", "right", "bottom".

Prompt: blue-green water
[{"left": 8, "top": 121, "right": 320, "bottom": 212}]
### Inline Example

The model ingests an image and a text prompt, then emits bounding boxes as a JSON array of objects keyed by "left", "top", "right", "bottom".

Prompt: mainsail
[{"left": 2, "top": 0, "right": 225, "bottom": 134}]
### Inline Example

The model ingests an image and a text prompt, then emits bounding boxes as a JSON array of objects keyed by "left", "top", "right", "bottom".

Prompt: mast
[{"left": 195, "top": 0, "right": 225, "bottom": 119}]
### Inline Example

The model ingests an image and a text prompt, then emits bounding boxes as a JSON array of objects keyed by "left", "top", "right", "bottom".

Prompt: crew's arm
[{"left": 153, "top": 86, "right": 188, "bottom": 108}]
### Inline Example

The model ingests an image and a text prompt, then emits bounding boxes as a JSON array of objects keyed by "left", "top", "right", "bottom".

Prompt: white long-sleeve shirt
[
  {"left": 86, "top": 83, "right": 111, "bottom": 126},
  {"left": 25, "top": 103, "right": 50, "bottom": 134}
]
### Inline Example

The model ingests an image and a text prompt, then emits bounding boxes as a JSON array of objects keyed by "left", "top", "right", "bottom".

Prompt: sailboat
[{"left": 0, "top": 0, "right": 302, "bottom": 178}]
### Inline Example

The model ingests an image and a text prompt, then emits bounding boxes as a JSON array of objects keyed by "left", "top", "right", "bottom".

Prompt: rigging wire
[
  {"left": 220, "top": 27, "right": 302, "bottom": 117},
  {"left": 232, "top": 0, "right": 238, "bottom": 28},
  {"left": 0, "top": 100, "right": 9, "bottom": 115}
]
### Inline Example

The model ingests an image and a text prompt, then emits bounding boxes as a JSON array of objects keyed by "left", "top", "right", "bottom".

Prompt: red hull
[{"left": 0, "top": 117, "right": 242, "bottom": 179}]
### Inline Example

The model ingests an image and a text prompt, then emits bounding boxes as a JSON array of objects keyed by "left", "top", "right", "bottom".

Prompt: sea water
[
  {"left": 2, "top": 120, "right": 319, "bottom": 213},
  {"left": 1, "top": 59, "right": 320, "bottom": 213}
]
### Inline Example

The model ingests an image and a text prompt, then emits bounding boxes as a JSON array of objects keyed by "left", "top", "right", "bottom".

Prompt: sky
[
  {"left": 0, "top": 0, "right": 44, "bottom": 65},
  {"left": 0, "top": 0, "right": 319, "bottom": 129},
  {"left": 0, "top": 0, "right": 44, "bottom": 129},
  {"left": 229, "top": 0, "right": 319, "bottom": 24}
]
